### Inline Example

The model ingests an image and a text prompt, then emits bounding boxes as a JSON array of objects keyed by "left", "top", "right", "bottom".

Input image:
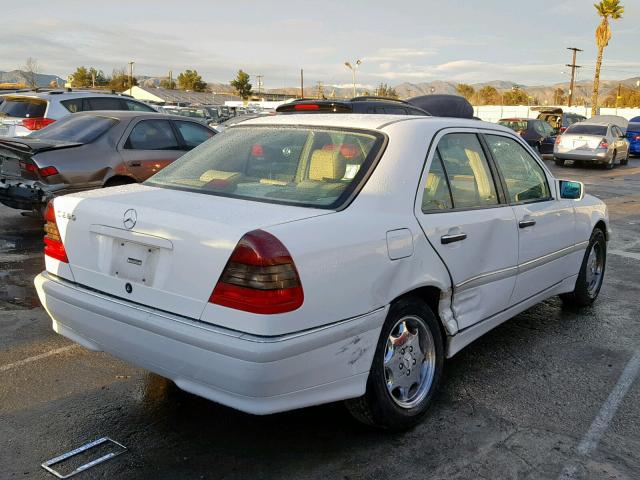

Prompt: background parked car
[
  {"left": 626, "top": 121, "right": 640, "bottom": 156},
  {"left": 532, "top": 107, "right": 586, "bottom": 134},
  {"left": 498, "top": 118, "right": 556, "bottom": 154},
  {"left": 0, "top": 90, "right": 157, "bottom": 137},
  {"left": 554, "top": 120, "right": 629, "bottom": 168},
  {"left": 0, "top": 111, "right": 215, "bottom": 212}
]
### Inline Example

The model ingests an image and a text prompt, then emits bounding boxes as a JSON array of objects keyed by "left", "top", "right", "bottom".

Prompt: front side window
[
  {"left": 146, "top": 126, "right": 384, "bottom": 209},
  {"left": 124, "top": 100, "right": 155, "bottom": 112},
  {"left": 485, "top": 134, "right": 550, "bottom": 203},
  {"left": 125, "top": 120, "right": 180, "bottom": 150},
  {"left": 436, "top": 133, "right": 499, "bottom": 209},
  {"left": 174, "top": 121, "right": 215, "bottom": 149}
]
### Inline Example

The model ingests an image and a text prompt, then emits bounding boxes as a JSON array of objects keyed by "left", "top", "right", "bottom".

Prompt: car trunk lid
[
  {"left": 558, "top": 133, "right": 604, "bottom": 150},
  {"left": 0, "top": 139, "right": 82, "bottom": 181},
  {"left": 53, "top": 185, "right": 331, "bottom": 320}
]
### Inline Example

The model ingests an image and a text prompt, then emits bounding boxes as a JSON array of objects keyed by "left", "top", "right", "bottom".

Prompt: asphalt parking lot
[{"left": 1, "top": 158, "right": 639, "bottom": 480}]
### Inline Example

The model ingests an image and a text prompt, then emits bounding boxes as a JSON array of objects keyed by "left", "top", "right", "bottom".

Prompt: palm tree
[{"left": 591, "top": 0, "right": 624, "bottom": 116}]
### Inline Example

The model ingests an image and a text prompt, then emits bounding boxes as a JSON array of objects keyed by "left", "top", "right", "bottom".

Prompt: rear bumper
[
  {"left": 554, "top": 149, "right": 609, "bottom": 162},
  {"left": 34, "top": 272, "right": 385, "bottom": 415},
  {"left": 0, "top": 178, "right": 66, "bottom": 210}
]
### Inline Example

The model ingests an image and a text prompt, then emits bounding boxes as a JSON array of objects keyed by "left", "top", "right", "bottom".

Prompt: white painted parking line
[
  {"left": 0, "top": 345, "right": 79, "bottom": 373},
  {"left": 609, "top": 249, "right": 640, "bottom": 261},
  {"left": 559, "top": 351, "right": 640, "bottom": 479}
]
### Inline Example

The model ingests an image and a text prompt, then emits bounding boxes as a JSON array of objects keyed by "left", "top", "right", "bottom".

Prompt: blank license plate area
[{"left": 111, "top": 240, "right": 158, "bottom": 284}]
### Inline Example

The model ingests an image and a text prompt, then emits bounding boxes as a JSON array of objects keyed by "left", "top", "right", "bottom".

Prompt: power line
[{"left": 566, "top": 47, "right": 583, "bottom": 107}]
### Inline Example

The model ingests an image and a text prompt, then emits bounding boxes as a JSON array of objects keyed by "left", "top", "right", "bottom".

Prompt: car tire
[
  {"left": 605, "top": 151, "right": 616, "bottom": 169},
  {"left": 554, "top": 157, "right": 565, "bottom": 166},
  {"left": 620, "top": 150, "right": 629, "bottom": 166},
  {"left": 560, "top": 228, "right": 606, "bottom": 307},
  {"left": 345, "top": 297, "right": 444, "bottom": 431}
]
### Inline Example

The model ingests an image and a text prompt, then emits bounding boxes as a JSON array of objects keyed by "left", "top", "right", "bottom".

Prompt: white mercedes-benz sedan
[{"left": 35, "top": 114, "right": 610, "bottom": 430}]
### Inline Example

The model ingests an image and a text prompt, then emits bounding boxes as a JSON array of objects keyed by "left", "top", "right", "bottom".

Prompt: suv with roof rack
[
  {"left": 276, "top": 96, "right": 430, "bottom": 116},
  {"left": 0, "top": 90, "right": 157, "bottom": 137}
]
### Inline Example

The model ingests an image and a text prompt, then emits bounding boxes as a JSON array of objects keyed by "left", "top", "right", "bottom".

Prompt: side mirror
[{"left": 558, "top": 180, "right": 583, "bottom": 200}]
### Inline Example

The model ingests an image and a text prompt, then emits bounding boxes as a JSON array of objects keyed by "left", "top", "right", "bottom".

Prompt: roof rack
[{"left": 350, "top": 96, "right": 409, "bottom": 104}]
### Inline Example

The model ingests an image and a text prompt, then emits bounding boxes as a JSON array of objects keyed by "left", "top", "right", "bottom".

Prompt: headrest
[{"left": 308, "top": 150, "right": 346, "bottom": 181}]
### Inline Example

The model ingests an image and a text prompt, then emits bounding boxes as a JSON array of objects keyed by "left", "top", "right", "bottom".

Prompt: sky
[{"left": 2, "top": 0, "right": 639, "bottom": 89}]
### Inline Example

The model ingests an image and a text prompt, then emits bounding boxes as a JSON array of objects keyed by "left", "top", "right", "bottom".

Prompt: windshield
[
  {"left": 28, "top": 115, "right": 118, "bottom": 143},
  {"left": 498, "top": 120, "right": 529, "bottom": 132},
  {"left": 627, "top": 122, "right": 640, "bottom": 133},
  {"left": 0, "top": 96, "right": 47, "bottom": 118},
  {"left": 146, "top": 125, "right": 385, "bottom": 209},
  {"left": 566, "top": 124, "right": 607, "bottom": 136}
]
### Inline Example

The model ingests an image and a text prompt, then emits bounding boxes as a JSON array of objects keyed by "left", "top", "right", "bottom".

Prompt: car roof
[
  {"left": 3, "top": 91, "right": 136, "bottom": 100},
  {"left": 71, "top": 110, "right": 203, "bottom": 121},
  {"left": 238, "top": 113, "right": 496, "bottom": 132}
]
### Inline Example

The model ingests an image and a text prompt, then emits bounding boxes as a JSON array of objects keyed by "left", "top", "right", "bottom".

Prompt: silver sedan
[{"left": 554, "top": 121, "right": 630, "bottom": 168}]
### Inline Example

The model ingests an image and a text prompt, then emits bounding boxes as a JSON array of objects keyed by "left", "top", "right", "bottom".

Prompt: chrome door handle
[
  {"left": 441, "top": 233, "right": 467, "bottom": 244},
  {"left": 519, "top": 219, "right": 536, "bottom": 228}
]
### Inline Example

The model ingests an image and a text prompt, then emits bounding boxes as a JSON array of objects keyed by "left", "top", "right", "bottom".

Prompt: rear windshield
[
  {"left": 28, "top": 115, "right": 118, "bottom": 143},
  {"left": 146, "top": 125, "right": 385, "bottom": 209},
  {"left": 566, "top": 124, "right": 607, "bottom": 136},
  {"left": 627, "top": 122, "right": 640, "bottom": 133},
  {"left": 498, "top": 120, "right": 529, "bottom": 132},
  {"left": 0, "top": 97, "right": 47, "bottom": 118}
]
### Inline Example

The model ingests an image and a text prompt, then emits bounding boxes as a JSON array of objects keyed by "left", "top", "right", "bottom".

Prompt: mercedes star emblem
[{"left": 123, "top": 209, "right": 137, "bottom": 230}]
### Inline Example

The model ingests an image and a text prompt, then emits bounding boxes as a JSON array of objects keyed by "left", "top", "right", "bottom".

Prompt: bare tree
[{"left": 23, "top": 57, "right": 40, "bottom": 88}]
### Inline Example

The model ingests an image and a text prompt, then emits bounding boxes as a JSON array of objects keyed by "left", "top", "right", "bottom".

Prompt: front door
[
  {"left": 483, "top": 134, "right": 576, "bottom": 304},
  {"left": 415, "top": 131, "right": 519, "bottom": 330}
]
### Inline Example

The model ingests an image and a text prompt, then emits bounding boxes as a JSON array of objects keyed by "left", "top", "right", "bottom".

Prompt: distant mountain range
[
  {"left": 5, "top": 69, "right": 639, "bottom": 105},
  {"left": 0, "top": 70, "right": 65, "bottom": 87}
]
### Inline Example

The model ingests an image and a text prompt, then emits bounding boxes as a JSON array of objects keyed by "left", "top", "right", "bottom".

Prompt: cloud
[{"left": 364, "top": 47, "right": 437, "bottom": 63}]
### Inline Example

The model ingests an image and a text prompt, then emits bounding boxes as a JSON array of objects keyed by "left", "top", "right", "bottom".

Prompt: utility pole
[
  {"left": 566, "top": 47, "right": 582, "bottom": 107},
  {"left": 128, "top": 61, "right": 135, "bottom": 94},
  {"left": 316, "top": 81, "right": 323, "bottom": 99},
  {"left": 300, "top": 69, "right": 304, "bottom": 99},
  {"left": 615, "top": 83, "right": 622, "bottom": 112},
  {"left": 256, "top": 75, "right": 263, "bottom": 95},
  {"left": 169, "top": 70, "right": 173, "bottom": 89}
]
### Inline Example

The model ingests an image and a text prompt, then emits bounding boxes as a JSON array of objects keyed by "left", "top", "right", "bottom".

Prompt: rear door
[
  {"left": 415, "top": 131, "right": 518, "bottom": 330},
  {"left": 483, "top": 134, "right": 577, "bottom": 304},
  {"left": 119, "top": 119, "right": 184, "bottom": 181}
]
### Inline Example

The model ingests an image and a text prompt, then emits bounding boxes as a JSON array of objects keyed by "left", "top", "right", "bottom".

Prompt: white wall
[
  {"left": 224, "top": 100, "right": 287, "bottom": 109},
  {"left": 473, "top": 105, "right": 640, "bottom": 123}
]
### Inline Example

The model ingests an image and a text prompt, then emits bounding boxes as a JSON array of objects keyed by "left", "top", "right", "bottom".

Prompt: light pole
[
  {"left": 344, "top": 59, "right": 362, "bottom": 97},
  {"left": 128, "top": 61, "right": 135, "bottom": 95}
]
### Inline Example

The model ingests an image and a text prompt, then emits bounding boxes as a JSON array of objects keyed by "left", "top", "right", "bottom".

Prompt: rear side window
[
  {"left": 485, "top": 135, "right": 550, "bottom": 203},
  {"left": 125, "top": 120, "right": 180, "bottom": 150},
  {"left": 61, "top": 98, "right": 84, "bottom": 113},
  {"left": 0, "top": 97, "right": 47, "bottom": 118},
  {"left": 86, "top": 97, "right": 124, "bottom": 111},
  {"left": 174, "top": 121, "right": 214, "bottom": 149},
  {"left": 422, "top": 151, "right": 453, "bottom": 211},
  {"left": 28, "top": 115, "right": 118, "bottom": 143},
  {"left": 627, "top": 123, "right": 640, "bottom": 134},
  {"left": 498, "top": 120, "right": 528, "bottom": 132},
  {"left": 145, "top": 126, "right": 384, "bottom": 209},
  {"left": 566, "top": 124, "right": 607, "bottom": 136},
  {"left": 434, "top": 133, "right": 499, "bottom": 209}
]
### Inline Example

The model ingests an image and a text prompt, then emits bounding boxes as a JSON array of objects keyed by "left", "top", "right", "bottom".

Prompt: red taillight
[
  {"left": 559, "top": 127, "right": 567, "bottom": 134},
  {"left": 294, "top": 104, "right": 320, "bottom": 111},
  {"left": 21, "top": 117, "right": 55, "bottom": 131},
  {"left": 20, "top": 162, "right": 58, "bottom": 177},
  {"left": 634, "top": 135, "right": 640, "bottom": 141},
  {"left": 38, "top": 166, "right": 59, "bottom": 177},
  {"left": 43, "top": 202, "right": 68, "bottom": 263},
  {"left": 555, "top": 136, "right": 562, "bottom": 145},
  {"left": 210, "top": 230, "right": 303, "bottom": 314},
  {"left": 598, "top": 138, "right": 609, "bottom": 149}
]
